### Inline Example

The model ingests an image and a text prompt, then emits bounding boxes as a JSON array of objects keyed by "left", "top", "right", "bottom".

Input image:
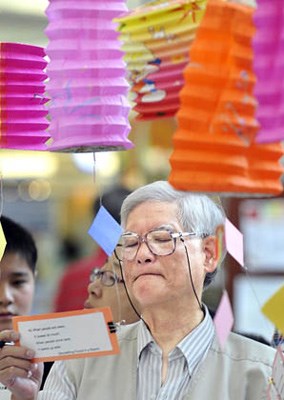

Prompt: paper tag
[
  {"left": 12, "top": 307, "right": 119, "bottom": 362},
  {"left": 272, "top": 347, "right": 284, "bottom": 399},
  {"left": 213, "top": 290, "right": 234, "bottom": 349},
  {"left": 0, "top": 383, "right": 11, "bottom": 400},
  {"left": 224, "top": 218, "right": 244, "bottom": 267}
]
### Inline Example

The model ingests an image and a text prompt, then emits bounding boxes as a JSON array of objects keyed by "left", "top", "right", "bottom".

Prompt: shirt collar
[{"left": 137, "top": 305, "right": 215, "bottom": 374}]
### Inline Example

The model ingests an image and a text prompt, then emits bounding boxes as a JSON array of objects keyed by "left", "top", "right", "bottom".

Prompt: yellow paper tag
[
  {"left": 0, "top": 222, "right": 7, "bottom": 261},
  {"left": 262, "top": 285, "right": 284, "bottom": 336}
]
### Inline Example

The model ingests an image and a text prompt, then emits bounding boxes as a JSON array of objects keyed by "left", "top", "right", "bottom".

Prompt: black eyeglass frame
[{"left": 90, "top": 268, "right": 124, "bottom": 287}]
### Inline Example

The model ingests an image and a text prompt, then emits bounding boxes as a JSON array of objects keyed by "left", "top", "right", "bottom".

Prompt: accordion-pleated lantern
[
  {"left": 0, "top": 43, "right": 50, "bottom": 150},
  {"left": 168, "top": 0, "right": 284, "bottom": 196},
  {"left": 115, "top": 0, "right": 207, "bottom": 121},
  {"left": 45, "top": 0, "right": 133, "bottom": 152},
  {"left": 253, "top": 0, "right": 284, "bottom": 143}
]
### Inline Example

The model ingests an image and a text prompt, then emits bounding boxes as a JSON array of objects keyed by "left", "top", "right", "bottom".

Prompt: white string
[
  {"left": 243, "top": 266, "right": 275, "bottom": 341},
  {"left": 110, "top": 258, "right": 124, "bottom": 325}
]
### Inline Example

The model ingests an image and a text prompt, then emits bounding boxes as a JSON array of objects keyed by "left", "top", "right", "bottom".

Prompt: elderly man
[{"left": 0, "top": 181, "right": 275, "bottom": 399}]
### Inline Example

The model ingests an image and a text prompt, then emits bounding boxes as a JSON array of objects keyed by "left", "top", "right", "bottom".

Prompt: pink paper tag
[
  {"left": 213, "top": 290, "right": 234, "bottom": 350},
  {"left": 225, "top": 218, "right": 244, "bottom": 267},
  {"left": 272, "top": 347, "right": 284, "bottom": 399}
]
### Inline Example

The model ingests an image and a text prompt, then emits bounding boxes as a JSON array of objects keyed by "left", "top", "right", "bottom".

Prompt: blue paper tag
[{"left": 88, "top": 206, "right": 123, "bottom": 256}]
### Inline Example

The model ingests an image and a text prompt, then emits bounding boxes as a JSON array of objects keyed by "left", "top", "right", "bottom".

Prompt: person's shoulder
[{"left": 212, "top": 331, "right": 275, "bottom": 365}]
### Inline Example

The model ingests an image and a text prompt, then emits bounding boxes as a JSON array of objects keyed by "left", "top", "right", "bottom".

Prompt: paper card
[
  {"left": 0, "top": 383, "right": 11, "bottom": 400},
  {"left": 12, "top": 307, "right": 119, "bottom": 362},
  {"left": 224, "top": 218, "right": 244, "bottom": 267},
  {"left": 88, "top": 206, "right": 123, "bottom": 256},
  {"left": 272, "top": 347, "right": 284, "bottom": 399},
  {"left": 262, "top": 285, "right": 284, "bottom": 336},
  {"left": 214, "top": 290, "right": 234, "bottom": 349},
  {"left": 0, "top": 222, "right": 7, "bottom": 261}
]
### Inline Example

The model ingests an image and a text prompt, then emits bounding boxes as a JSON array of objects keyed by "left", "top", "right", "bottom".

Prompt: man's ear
[{"left": 203, "top": 236, "right": 219, "bottom": 273}]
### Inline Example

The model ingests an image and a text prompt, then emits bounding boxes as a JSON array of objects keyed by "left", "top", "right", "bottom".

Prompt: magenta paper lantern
[
  {"left": 45, "top": 0, "right": 133, "bottom": 152},
  {"left": 253, "top": 0, "right": 284, "bottom": 143},
  {"left": 0, "top": 43, "right": 50, "bottom": 150}
]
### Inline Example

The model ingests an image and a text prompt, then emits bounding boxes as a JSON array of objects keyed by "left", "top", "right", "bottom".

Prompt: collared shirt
[{"left": 137, "top": 306, "right": 215, "bottom": 400}]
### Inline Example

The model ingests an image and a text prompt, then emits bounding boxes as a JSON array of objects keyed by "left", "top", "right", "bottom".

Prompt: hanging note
[
  {"left": 88, "top": 206, "right": 123, "bottom": 256},
  {"left": 225, "top": 218, "right": 244, "bottom": 267},
  {"left": 214, "top": 290, "right": 234, "bottom": 349},
  {"left": 262, "top": 285, "right": 284, "bottom": 336}
]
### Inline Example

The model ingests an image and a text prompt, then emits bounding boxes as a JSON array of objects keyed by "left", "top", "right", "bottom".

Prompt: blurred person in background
[
  {"left": 0, "top": 216, "right": 36, "bottom": 333},
  {"left": 84, "top": 252, "right": 139, "bottom": 324},
  {"left": 0, "top": 215, "right": 51, "bottom": 393},
  {"left": 53, "top": 184, "right": 131, "bottom": 312}
]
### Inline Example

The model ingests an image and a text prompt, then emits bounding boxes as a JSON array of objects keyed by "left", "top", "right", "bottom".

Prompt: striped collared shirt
[{"left": 137, "top": 306, "right": 215, "bottom": 400}]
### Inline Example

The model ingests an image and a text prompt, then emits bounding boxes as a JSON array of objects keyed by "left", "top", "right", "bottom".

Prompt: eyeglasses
[
  {"left": 90, "top": 268, "right": 124, "bottom": 287},
  {"left": 115, "top": 229, "right": 197, "bottom": 261}
]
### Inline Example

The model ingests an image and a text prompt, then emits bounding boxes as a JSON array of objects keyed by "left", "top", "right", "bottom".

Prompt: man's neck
[{"left": 142, "top": 305, "right": 205, "bottom": 355}]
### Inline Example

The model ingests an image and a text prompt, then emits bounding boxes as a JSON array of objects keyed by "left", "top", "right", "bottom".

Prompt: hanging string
[
  {"left": 181, "top": 238, "right": 203, "bottom": 312},
  {"left": 117, "top": 258, "right": 149, "bottom": 329},
  {"left": 243, "top": 267, "right": 276, "bottom": 342},
  {"left": 92, "top": 152, "right": 104, "bottom": 210},
  {"left": 110, "top": 257, "right": 125, "bottom": 326}
]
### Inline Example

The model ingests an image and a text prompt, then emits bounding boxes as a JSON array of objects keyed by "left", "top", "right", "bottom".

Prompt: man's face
[
  {"left": 84, "top": 255, "right": 139, "bottom": 324},
  {"left": 0, "top": 252, "right": 35, "bottom": 332},
  {"left": 122, "top": 201, "right": 207, "bottom": 311}
]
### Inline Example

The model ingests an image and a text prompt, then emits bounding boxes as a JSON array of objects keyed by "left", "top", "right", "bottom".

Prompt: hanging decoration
[
  {"left": 45, "top": 0, "right": 133, "bottom": 152},
  {"left": 168, "top": 0, "right": 284, "bottom": 196},
  {"left": 0, "top": 42, "right": 50, "bottom": 150},
  {"left": 115, "top": 0, "right": 207, "bottom": 121},
  {"left": 253, "top": 0, "right": 284, "bottom": 143}
]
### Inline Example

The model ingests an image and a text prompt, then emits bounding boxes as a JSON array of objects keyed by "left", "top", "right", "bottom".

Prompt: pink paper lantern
[
  {"left": 45, "top": 0, "right": 133, "bottom": 152},
  {"left": 253, "top": 0, "right": 284, "bottom": 143},
  {"left": 0, "top": 43, "right": 50, "bottom": 150}
]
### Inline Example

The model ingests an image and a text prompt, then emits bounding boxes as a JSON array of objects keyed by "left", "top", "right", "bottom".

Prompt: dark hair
[
  {"left": 93, "top": 185, "right": 132, "bottom": 224},
  {"left": 1, "top": 215, "right": 37, "bottom": 274}
]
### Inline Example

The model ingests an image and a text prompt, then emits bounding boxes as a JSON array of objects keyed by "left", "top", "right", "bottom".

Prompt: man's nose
[
  {"left": 88, "top": 281, "right": 103, "bottom": 298},
  {"left": 136, "top": 239, "right": 154, "bottom": 264}
]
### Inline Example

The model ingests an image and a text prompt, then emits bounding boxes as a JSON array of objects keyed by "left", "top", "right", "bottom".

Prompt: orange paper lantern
[{"left": 169, "top": 0, "right": 283, "bottom": 196}]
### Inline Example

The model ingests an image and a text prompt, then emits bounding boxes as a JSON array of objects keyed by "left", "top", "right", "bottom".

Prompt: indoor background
[{"left": 0, "top": 0, "right": 283, "bottom": 342}]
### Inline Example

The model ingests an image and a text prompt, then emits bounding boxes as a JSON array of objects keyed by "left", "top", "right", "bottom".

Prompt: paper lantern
[
  {"left": 0, "top": 43, "right": 50, "bottom": 150},
  {"left": 253, "top": 0, "right": 284, "bottom": 143},
  {"left": 115, "top": 0, "right": 207, "bottom": 121},
  {"left": 246, "top": 142, "right": 284, "bottom": 195},
  {"left": 45, "top": 0, "right": 133, "bottom": 152},
  {"left": 168, "top": 0, "right": 284, "bottom": 196}
]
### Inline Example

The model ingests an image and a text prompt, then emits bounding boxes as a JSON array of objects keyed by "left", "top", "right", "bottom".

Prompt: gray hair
[{"left": 120, "top": 181, "right": 226, "bottom": 288}]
